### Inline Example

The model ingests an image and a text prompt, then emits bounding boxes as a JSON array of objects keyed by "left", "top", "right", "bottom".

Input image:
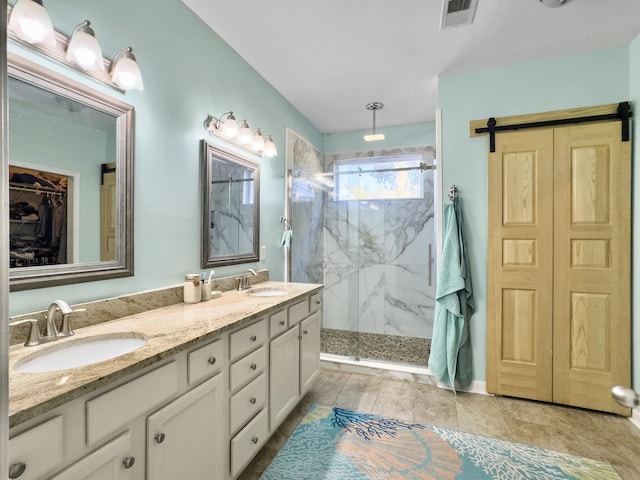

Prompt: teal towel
[
  {"left": 428, "top": 200, "right": 474, "bottom": 391},
  {"left": 280, "top": 229, "right": 292, "bottom": 248}
]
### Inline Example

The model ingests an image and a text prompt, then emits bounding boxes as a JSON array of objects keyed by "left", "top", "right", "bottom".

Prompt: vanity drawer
[
  {"left": 230, "top": 372, "right": 266, "bottom": 434},
  {"left": 86, "top": 361, "right": 179, "bottom": 445},
  {"left": 269, "top": 309, "right": 288, "bottom": 338},
  {"left": 310, "top": 291, "right": 322, "bottom": 313},
  {"left": 288, "top": 299, "right": 309, "bottom": 326},
  {"left": 9, "top": 416, "right": 64, "bottom": 480},
  {"left": 230, "top": 345, "right": 266, "bottom": 392},
  {"left": 229, "top": 318, "right": 267, "bottom": 361},
  {"left": 230, "top": 408, "right": 269, "bottom": 478},
  {"left": 188, "top": 338, "right": 225, "bottom": 385}
]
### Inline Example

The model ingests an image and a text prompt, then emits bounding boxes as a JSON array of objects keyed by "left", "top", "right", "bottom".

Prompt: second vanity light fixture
[
  {"left": 204, "top": 112, "right": 277, "bottom": 157},
  {"left": 7, "top": 0, "right": 144, "bottom": 92}
]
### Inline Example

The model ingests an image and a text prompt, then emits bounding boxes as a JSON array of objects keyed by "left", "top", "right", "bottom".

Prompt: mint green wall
[
  {"left": 630, "top": 34, "right": 640, "bottom": 392},
  {"left": 438, "top": 45, "right": 631, "bottom": 384},
  {"left": 8, "top": 0, "right": 323, "bottom": 314},
  {"left": 324, "top": 122, "right": 436, "bottom": 153}
]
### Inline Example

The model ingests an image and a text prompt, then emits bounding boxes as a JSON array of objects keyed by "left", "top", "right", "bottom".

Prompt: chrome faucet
[
  {"left": 237, "top": 269, "right": 257, "bottom": 290},
  {"left": 46, "top": 300, "right": 75, "bottom": 339}
]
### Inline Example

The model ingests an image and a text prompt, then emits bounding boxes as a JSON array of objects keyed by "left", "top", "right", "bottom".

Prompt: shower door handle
[{"left": 428, "top": 243, "right": 433, "bottom": 287}]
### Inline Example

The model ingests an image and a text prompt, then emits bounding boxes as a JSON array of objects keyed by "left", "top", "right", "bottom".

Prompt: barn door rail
[{"left": 474, "top": 101, "right": 632, "bottom": 152}]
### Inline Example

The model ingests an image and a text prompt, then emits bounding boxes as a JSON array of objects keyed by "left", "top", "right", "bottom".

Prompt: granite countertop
[{"left": 8, "top": 281, "right": 322, "bottom": 428}]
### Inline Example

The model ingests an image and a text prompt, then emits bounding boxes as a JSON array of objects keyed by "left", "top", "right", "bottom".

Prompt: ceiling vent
[{"left": 440, "top": 0, "right": 479, "bottom": 29}]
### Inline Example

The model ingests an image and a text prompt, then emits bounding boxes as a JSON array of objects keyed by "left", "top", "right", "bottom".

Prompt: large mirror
[
  {"left": 8, "top": 53, "right": 134, "bottom": 291},
  {"left": 201, "top": 141, "right": 260, "bottom": 267}
]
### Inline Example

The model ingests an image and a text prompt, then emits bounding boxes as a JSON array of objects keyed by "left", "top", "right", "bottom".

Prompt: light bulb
[
  {"left": 66, "top": 21, "right": 104, "bottom": 71},
  {"left": 222, "top": 114, "right": 239, "bottom": 139},
  {"left": 264, "top": 136, "right": 277, "bottom": 157},
  {"left": 252, "top": 130, "right": 265, "bottom": 153},
  {"left": 238, "top": 122, "right": 252, "bottom": 145},
  {"left": 8, "top": 0, "right": 56, "bottom": 47},
  {"left": 111, "top": 48, "right": 144, "bottom": 91}
]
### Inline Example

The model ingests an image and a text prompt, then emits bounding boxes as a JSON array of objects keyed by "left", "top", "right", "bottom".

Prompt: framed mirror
[
  {"left": 201, "top": 141, "right": 260, "bottom": 267},
  {"left": 8, "top": 53, "right": 134, "bottom": 291}
]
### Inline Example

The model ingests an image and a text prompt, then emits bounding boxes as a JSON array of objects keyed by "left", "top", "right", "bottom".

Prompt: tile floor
[{"left": 238, "top": 369, "right": 640, "bottom": 480}]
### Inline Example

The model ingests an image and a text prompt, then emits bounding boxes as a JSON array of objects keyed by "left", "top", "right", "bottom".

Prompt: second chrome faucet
[{"left": 237, "top": 269, "right": 257, "bottom": 291}]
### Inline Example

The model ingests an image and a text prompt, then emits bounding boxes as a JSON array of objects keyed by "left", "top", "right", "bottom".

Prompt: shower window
[{"left": 334, "top": 154, "right": 424, "bottom": 201}]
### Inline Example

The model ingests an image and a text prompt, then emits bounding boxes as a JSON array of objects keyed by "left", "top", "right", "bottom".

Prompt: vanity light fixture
[
  {"left": 203, "top": 113, "right": 277, "bottom": 157},
  {"left": 364, "top": 102, "right": 385, "bottom": 142},
  {"left": 264, "top": 135, "right": 277, "bottom": 158},
  {"left": 8, "top": 0, "right": 55, "bottom": 47},
  {"left": 66, "top": 20, "right": 104, "bottom": 71},
  {"left": 110, "top": 47, "right": 144, "bottom": 91}
]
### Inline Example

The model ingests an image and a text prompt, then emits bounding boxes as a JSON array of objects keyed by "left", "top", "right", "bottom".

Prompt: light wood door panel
[
  {"left": 487, "top": 129, "right": 554, "bottom": 401},
  {"left": 552, "top": 122, "right": 630, "bottom": 415}
]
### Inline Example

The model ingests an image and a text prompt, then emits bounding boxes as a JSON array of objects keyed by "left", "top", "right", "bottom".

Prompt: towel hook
[
  {"left": 280, "top": 217, "right": 292, "bottom": 231},
  {"left": 448, "top": 185, "right": 459, "bottom": 202}
]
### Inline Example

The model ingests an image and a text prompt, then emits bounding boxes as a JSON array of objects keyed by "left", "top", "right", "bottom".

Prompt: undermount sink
[
  {"left": 13, "top": 332, "right": 148, "bottom": 374},
  {"left": 246, "top": 287, "right": 289, "bottom": 297}
]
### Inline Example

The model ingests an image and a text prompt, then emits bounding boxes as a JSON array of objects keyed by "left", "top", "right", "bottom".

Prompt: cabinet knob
[
  {"left": 122, "top": 457, "right": 136, "bottom": 469},
  {"left": 207, "top": 356, "right": 216, "bottom": 365},
  {"left": 303, "top": 330, "right": 308, "bottom": 335},
  {"left": 8, "top": 462, "right": 26, "bottom": 479},
  {"left": 155, "top": 433, "right": 166, "bottom": 444},
  {"left": 249, "top": 397, "right": 257, "bottom": 405},
  {"left": 250, "top": 363, "right": 257, "bottom": 371},
  {"left": 251, "top": 436, "right": 259, "bottom": 444},
  {"left": 279, "top": 320, "right": 285, "bottom": 326},
  {"left": 315, "top": 300, "right": 321, "bottom": 305},
  {"left": 250, "top": 335, "right": 257, "bottom": 342}
]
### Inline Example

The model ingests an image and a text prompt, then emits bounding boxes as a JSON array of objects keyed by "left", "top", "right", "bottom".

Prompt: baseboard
[
  {"left": 436, "top": 379, "right": 490, "bottom": 396},
  {"left": 630, "top": 407, "right": 640, "bottom": 430}
]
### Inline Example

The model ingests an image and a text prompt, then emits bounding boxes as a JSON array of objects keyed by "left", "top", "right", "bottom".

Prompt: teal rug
[{"left": 260, "top": 403, "right": 621, "bottom": 480}]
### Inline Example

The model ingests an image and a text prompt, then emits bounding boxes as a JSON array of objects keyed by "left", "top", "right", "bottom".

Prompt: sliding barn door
[
  {"left": 487, "top": 122, "right": 631, "bottom": 415},
  {"left": 552, "top": 122, "right": 630, "bottom": 415},
  {"left": 486, "top": 129, "right": 554, "bottom": 401}
]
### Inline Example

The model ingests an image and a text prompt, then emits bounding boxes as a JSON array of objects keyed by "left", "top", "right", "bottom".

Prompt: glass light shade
[
  {"left": 222, "top": 115, "right": 239, "bottom": 139},
  {"left": 111, "top": 48, "right": 144, "bottom": 91},
  {"left": 238, "top": 122, "right": 252, "bottom": 144},
  {"left": 252, "top": 130, "right": 265, "bottom": 153},
  {"left": 8, "top": 0, "right": 56, "bottom": 47},
  {"left": 66, "top": 22, "right": 104, "bottom": 71},
  {"left": 264, "top": 137, "right": 277, "bottom": 157}
]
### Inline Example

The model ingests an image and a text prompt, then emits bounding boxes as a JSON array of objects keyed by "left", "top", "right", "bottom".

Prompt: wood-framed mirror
[
  {"left": 201, "top": 140, "right": 260, "bottom": 267},
  {"left": 8, "top": 53, "right": 134, "bottom": 291}
]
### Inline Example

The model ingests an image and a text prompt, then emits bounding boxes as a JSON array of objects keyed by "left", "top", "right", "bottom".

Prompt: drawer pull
[
  {"left": 250, "top": 335, "right": 257, "bottom": 342},
  {"left": 249, "top": 396, "right": 257, "bottom": 404},
  {"left": 8, "top": 462, "right": 26, "bottom": 479},
  {"left": 251, "top": 436, "right": 259, "bottom": 444},
  {"left": 208, "top": 356, "right": 217, "bottom": 365},
  {"left": 250, "top": 363, "right": 257, "bottom": 371},
  {"left": 155, "top": 433, "right": 166, "bottom": 444},
  {"left": 279, "top": 320, "right": 285, "bottom": 326},
  {"left": 122, "top": 457, "right": 136, "bottom": 469}
]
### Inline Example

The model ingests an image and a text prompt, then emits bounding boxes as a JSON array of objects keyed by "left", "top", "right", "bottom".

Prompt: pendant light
[
  {"left": 8, "top": 0, "right": 56, "bottom": 47},
  {"left": 66, "top": 20, "right": 104, "bottom": 71},
  {"left": 110, "top": 47, "right": 144, "bottom": 91},
  {"left": 363, "top": 102, "right": 385, "bottom": 142}
]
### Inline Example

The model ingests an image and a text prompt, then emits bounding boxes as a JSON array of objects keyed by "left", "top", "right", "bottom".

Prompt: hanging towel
[
  {"left": 280, "top": 228, "right": 292, "bottom": 248},
  {"left": 428, "top": 198, "right": 474, "bottom": 391}
]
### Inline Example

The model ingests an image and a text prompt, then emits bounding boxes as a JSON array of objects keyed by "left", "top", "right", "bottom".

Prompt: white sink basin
[
  {"left": 246, "top": 287, "right": 289, "bottom": 297},
  {"left": 14, "top": 332, "right": 148, "bottom": 374}
]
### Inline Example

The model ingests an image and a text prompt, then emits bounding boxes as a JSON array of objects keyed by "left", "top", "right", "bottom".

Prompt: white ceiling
[{"left": 182, "top": 0, "right": 640, "bottom": 134}]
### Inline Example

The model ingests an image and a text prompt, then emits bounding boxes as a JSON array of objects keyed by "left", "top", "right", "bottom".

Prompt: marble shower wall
[{"left": 287, "top": 130, "right": 436, "bottom": 341}]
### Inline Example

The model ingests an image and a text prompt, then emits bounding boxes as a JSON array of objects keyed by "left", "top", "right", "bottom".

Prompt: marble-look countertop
[{"left": 8, "top": 281, "right": 322, "bottom": 428}]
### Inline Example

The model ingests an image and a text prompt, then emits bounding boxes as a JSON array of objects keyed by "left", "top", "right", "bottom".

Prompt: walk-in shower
[{"left": 285, "top": 130, "right": 437, "bottom": 367}]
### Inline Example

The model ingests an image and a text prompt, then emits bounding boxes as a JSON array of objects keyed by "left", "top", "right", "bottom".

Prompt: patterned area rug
[{"left": 260, "top": 403, "right": 622, "bottom": 480}]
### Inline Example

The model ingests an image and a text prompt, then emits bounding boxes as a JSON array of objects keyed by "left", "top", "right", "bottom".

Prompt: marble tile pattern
[
  {"left": 238, "top": 369, "right": 640, "bottom": 480},
  {"left": 288, "top": 132, "right": 437, "bottom": 345},
  {"left": 8, "top": 277, "right": 320, "bottom": 427},
  {"left": 9, "top": 269, "right": 270, "bottom": 346},
  {"left": 209, "top": 161, "right": 256, "bottom": 256}
]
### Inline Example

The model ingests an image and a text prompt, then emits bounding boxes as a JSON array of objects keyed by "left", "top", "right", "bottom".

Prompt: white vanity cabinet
[
  {"left": 147, "top": 374, "right": 225, "bottom": 480},
  {"left": 8, "top": 286, "right": 323, "bottom": 480},
  {"left": 269, "top": 292, "right": 322, "bottom": 431}
]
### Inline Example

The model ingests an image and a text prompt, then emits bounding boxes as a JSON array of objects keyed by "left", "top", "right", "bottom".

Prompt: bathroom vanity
[{"left": 7, "top": 281, "right": 322, "bottom": 480}]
